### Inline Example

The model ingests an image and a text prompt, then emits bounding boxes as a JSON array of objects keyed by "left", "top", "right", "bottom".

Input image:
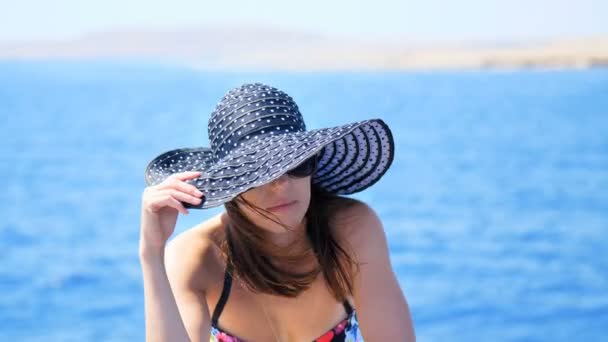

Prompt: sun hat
[{"left": 144, "top": 83, "right": 395, "bottom": 209}]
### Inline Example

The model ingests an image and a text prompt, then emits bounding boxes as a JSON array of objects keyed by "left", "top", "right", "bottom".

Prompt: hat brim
[{"left": 144, "top": 119, "right": 394, "bottom": 209}]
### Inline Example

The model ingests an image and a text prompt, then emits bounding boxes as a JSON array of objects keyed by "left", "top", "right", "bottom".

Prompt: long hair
[{"left": 222, "top": 183, "right": 360, "bottom": 300}]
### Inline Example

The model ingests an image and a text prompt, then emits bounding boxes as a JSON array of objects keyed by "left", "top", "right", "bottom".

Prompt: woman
[{"left": 140, "top": 83, "right": 415, "bottom": 341}]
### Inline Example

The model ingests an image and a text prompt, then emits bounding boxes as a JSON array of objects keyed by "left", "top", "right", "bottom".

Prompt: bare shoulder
[
  {"left": 331, "top": 198, "right": 388, "bottom": 262},
  {"left": 331, "top": 200, "right": 416, "bottom": 340},
  {"left": 164, "top": 211, "right": 228, "bottom": 292}
]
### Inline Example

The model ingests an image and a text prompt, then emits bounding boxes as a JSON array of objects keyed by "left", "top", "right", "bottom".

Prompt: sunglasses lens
[{"left": 287, "top": 156, "right": 317, "bottom": 177}]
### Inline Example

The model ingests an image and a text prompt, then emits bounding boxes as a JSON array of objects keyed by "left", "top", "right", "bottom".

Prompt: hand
[{"left": 139, "top": 171, "right": 204, "bottom": 257}]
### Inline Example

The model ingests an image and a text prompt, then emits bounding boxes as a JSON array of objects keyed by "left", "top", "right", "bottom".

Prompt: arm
[
  {"left": 340, "top": 202, "right": 416, "bottom": 342},
  {"left": 139, "top": 171, "right": 211, "bottom": 342},
  {"left": 163, "top": 235, "right": 213, "bottom": 342},
  {"left": 140, "top": 232, "right": 212, "bottom": 342},
  {"left": 140, "top": 247, "right": 192, "bottom": 342}
]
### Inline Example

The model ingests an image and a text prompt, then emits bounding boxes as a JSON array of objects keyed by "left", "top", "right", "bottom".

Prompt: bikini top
[{"left": 209, "top": 266, "right": 364, "bottom": 342}]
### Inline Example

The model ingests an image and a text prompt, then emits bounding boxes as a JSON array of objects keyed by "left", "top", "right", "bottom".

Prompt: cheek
[
  {"left": 239, "top": 188, "right": 262, "bottom": 204},
  {"left": 241, "top": 179, "right": 312, "bottom": 230},
  {"left": 298, "top": 183, "right": 311, "bottom": 208},
  {"left": 292, "top": 177, "right": 312, "bottom": 216}
]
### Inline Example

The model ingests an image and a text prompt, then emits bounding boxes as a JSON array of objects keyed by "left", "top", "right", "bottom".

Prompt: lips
[{"left": 266, "top": 200, "right": 297, "bottom": 211}]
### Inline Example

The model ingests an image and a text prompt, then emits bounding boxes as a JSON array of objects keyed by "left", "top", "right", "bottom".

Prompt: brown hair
[{"left": 222, "top": 183, "right": 360, "bottom": 301}]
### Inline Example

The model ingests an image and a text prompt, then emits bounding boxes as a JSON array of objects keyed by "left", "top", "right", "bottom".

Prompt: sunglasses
[
  {"left": 286, "top": 155, "right": 318, "bottom": 178},
  {"left": 183, "top": 155, "right": 318, "bottom": 209}
]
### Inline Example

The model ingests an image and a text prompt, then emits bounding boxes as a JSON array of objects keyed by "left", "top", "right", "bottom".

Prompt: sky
[{"left": 1, "top": 0, "right": 607, "bottom": 43}]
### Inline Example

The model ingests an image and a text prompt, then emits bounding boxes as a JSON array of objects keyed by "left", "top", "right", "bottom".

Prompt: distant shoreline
[{"left": 1, "top": 29, "right": 607, "bottom": 71}]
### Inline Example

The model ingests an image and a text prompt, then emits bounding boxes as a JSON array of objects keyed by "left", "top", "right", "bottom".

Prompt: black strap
[
  {"left": 211, "top": 265, "right": 233, "bottom": 326},
  {"left": 211, "top": 265, "right": 352, "bottom": 325},
  {"left": 342, "top": 300, "right": 353, "bottom": 315}
]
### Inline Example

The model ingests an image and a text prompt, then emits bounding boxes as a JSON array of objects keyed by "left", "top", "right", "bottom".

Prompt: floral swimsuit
[{"left": 209, "top": 268, "right": 364, "bottom": 342}]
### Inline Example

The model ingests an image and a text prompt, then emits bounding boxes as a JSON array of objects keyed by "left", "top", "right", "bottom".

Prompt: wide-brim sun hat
[{"left": 144, "top": 83, "right": 395, "bottom": 209}]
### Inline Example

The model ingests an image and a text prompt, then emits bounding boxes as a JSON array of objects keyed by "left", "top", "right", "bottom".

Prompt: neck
[
  {"left": 264, "top": 218, "right": 319, "bottom": 274},
  {"left": 265, "top": 218, "right": 309, "bottom": 253}
]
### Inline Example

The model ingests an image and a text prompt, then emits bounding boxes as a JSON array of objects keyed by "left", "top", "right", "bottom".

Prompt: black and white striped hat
[{"left": 144, "top": 83, "right": 395, "bottom": 209}]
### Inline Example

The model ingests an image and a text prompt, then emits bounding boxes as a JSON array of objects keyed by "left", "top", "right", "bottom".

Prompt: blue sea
[{"left": 1, "top": 61, "right": 607, "bottom": 341}]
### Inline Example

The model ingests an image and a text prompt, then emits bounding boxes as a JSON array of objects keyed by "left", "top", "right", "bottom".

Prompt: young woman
[{"left": 139, "top": 83, "right": 415, "bottom": 341}]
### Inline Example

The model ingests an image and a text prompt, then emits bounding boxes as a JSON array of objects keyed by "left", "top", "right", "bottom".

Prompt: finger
[
  {"left": 157, "top": 188, "right": 203, "bottom": 206},
  {"left": 156, "top": 179, "right": 204, "bottom": 198},
  {"left": 149, "top": 195, "right": 190, "bottom": 215},
  {"left": 168, "top": 171, "right": 203, "bottom": 182}
]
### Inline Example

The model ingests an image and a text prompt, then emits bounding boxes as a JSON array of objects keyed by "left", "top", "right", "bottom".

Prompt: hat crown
[{"left": 208, "top": 83, "right": 307, "bottom": 162}]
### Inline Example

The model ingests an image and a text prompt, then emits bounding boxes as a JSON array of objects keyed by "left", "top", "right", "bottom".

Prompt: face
[
  {"left": 236, "top": 155, "right": 317, "bottom": 233},
  {"left": 237, "top": 173, "right": 312, "bottom": 233}
]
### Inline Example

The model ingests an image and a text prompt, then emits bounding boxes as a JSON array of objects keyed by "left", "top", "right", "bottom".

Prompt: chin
[
  {"left": 262, "top": 207, "right": 308, "bottom": 232},
  {"left": 272, "top": 217, "right": 307, "bottom": 233}
]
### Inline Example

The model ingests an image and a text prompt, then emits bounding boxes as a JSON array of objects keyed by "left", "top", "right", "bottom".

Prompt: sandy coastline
[{"left": 1, "top": 29, "right": 607, "bottom": 71}]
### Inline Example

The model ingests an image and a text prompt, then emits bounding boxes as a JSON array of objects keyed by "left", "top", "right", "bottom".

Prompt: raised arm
[
  {"left": 140, "top": 247, "right": 193, "bottom": 342},
  {"left": 164, "top": 233, "right": 214, "bottom": 342},
  {"left": 139, "top": 171, "right": 208, "bottom": 342}
]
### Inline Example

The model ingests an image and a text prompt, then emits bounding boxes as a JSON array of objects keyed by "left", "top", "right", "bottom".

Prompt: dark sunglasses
[
  {"left": 184, "top": 155, "right": 318, "bottom": 209},
  {"left": 286, "top": 155, "right": 318, "bottom": 178}
]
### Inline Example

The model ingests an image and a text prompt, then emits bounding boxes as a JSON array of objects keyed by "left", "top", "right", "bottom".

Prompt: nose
[{"left": 268, "top": 173, "right": 289, "bottom": 191}]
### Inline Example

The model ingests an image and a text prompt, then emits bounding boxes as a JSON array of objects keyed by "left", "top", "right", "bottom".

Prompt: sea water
[{"left": 0, "top": 62, "right": 607, "bottom": 341}]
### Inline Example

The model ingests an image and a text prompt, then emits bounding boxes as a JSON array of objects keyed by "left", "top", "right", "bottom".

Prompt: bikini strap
[
  {"left": 342, "top": 300, "right": 353, "bottom": 315},
  {"left": 211, "top": 264, "right": 233, "bottom": 326}
]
